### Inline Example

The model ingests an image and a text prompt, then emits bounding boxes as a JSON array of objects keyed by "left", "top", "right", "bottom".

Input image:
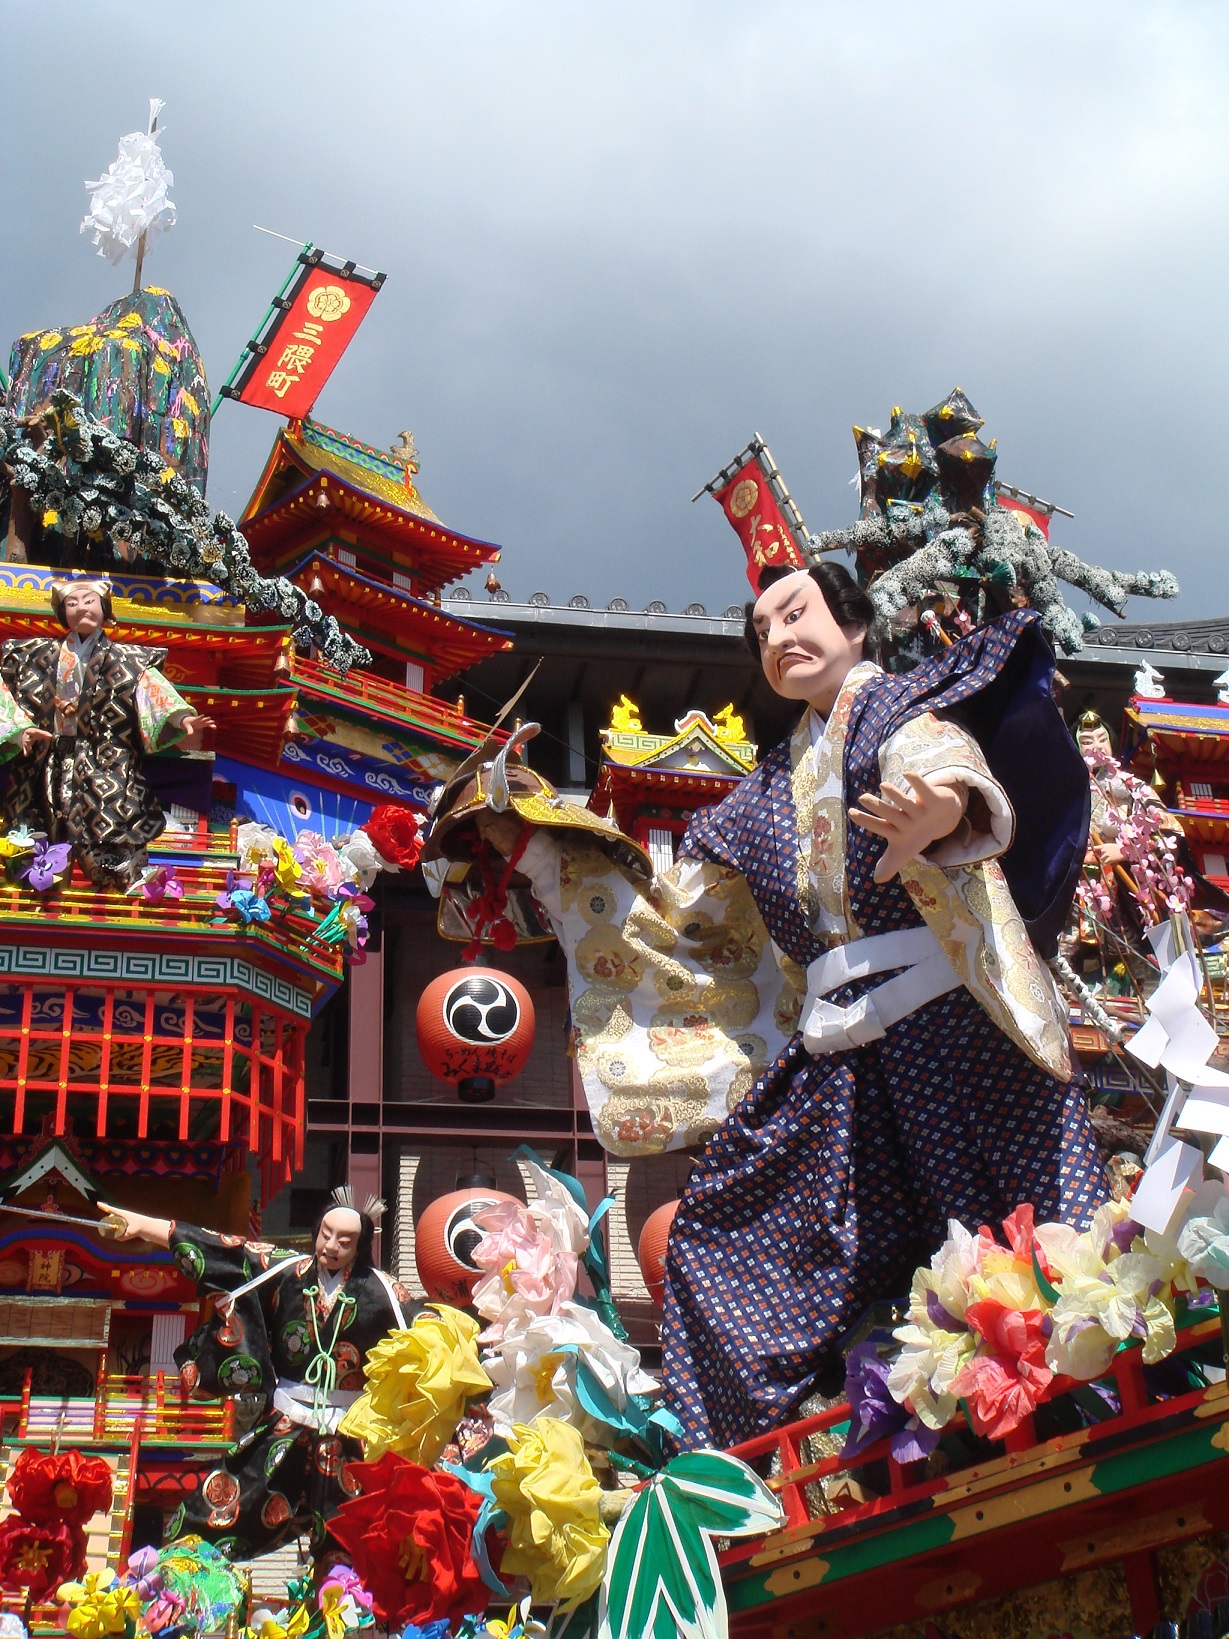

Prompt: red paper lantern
[
  {"left": 637, "top": 1199, "right": 680, "bottom": 1308},
  {"left": 415, "top": 1180, "right": 522, "bottom": 1305},
  {"left": 416, "top": 966, "right": 535, "bottom": 1103}
]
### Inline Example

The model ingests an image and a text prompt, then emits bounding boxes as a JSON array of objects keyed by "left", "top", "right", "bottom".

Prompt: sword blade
[{"left": 0, "top": 1203, "right": 117, "bottom": 1235}]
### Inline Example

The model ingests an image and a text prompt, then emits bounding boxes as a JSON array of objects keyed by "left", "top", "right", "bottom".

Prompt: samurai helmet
[{"left": 423, "top": 720, "right": 652, "bottom": 880}]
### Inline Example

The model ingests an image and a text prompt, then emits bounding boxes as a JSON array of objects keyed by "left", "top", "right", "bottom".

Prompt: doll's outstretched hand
[{"left": 850, "top": 773, "right": 967, "bottom": 884}]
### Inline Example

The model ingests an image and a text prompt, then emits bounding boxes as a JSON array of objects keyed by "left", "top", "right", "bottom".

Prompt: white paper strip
[
  {"left": 1176, "top": 1086, "right": 1229, "bottom": 1138},
  {"left": 1131, "top": 1134, "right": 1203, "bottom": 1234}
]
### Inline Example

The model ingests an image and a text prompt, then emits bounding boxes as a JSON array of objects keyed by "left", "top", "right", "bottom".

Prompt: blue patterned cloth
[{"left": 661, "top": 614, "right": 1108, "bottom": 1449}]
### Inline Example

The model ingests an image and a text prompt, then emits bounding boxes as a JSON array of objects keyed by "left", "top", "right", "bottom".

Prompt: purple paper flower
[
  {"left": 841, "top": 1342, "right": 941, "bottom": 1465},
  {"left": 124, "top": 1545, "right": 162, "bottom": 1598},
  {"left": 214, "top": 868, "right": 251, "bottom": 911},
  {"left": 21, "top": 839, "right": 71, "bottom": 892},
  {"left": 137, "top": 866, "right": 183, "bottom": 903}
]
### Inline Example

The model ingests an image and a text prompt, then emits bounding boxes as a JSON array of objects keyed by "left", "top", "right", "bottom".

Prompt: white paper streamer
[
  {"left": 80, "top": 99, "right": 176, "bottom": 266},
  {"left": 1121, "top": 915, "right": 1229, "bottom": 1231}
]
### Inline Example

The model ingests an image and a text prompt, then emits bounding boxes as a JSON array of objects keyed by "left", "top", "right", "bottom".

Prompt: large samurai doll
[
  {"left": 427, "top": 563, "right": 1110, "bottom": 1448},
  {"left": 0, "top": 577, "right": 213, "bottom": 888},
  {"left": 103, "top": 1190, "right": 418, "bottom": 1560}
]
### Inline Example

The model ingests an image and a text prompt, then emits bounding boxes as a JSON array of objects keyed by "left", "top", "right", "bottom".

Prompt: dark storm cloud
[{"left": 2, "top": 2, "right": 1227, "bottom": 622}]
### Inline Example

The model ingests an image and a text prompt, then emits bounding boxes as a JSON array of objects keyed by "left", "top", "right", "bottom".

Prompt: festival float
[{"left": 3, "top": 102, "right": 1229, "bottom": 1639}]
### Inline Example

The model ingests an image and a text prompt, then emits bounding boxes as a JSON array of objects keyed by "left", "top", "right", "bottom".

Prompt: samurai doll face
[
  {"left": 60, "top": 586, "right": 108, "bottom": 638},
  {"left": 315, "top": 1208, "right": 362, "bottom": 1274},
  {"left": 751, "top": 569, "right": 867, "bottom": 716}
]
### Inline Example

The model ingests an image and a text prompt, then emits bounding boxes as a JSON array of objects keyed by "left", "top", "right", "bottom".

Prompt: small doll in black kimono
[{"left": 104, "top": 1189, "right": 419, "bottom": 1560}]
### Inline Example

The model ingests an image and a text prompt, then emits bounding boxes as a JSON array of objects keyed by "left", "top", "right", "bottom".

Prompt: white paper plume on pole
[{"left": 80, "top": 98, "right": 176, "bottom": 266}]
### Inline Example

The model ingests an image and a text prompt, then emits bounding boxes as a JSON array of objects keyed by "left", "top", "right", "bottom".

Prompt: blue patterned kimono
[{"left": 658, "top": 613, "right": 1108, "bottom": 1447}]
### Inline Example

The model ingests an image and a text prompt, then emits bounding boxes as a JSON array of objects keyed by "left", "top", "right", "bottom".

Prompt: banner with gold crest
[{"left": 694, "top": 436, "right": 810, "bottom": 591}]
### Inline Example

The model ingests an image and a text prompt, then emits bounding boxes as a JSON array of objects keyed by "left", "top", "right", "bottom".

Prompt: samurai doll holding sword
[
  {"left": 428, "top": 563, "right": 1109, "bottom": 1449},
  {"left": 103, "top": 1191, "right": 417, "bottom": 1560}
]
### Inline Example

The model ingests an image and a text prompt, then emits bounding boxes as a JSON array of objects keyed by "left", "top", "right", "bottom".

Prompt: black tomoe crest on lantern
[
  {"left": 416, "top": 965, "right": 536, "bottom": 1103},
  {"left": 444, "top": 975, "right": 521, "bottom": 1047}
]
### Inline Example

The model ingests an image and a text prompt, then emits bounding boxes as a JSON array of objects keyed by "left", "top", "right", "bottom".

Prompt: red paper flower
[
  {"left": 361, "top": 807, "right": 424, "bottom": 871},
  {"left": 7, "top": 1448, "right": 113, "bottom": 1527},
  {"left": 327, "top": 1452, "right": 486, "bottom": 1629},
  {"left": 955, "top": 1300, "right": 1054, "bottom": 1439},
  {"left": 0, "top": 1516, "right": 82, "bottom": 1597}
]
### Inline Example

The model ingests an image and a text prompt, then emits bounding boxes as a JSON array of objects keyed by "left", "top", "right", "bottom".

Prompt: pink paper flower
[
  {"left": 293, "top": 831, "right": 346, "bottom": 897},
  {"left": 470, "top": 1202, "right": 579, "bottom": 1341}
]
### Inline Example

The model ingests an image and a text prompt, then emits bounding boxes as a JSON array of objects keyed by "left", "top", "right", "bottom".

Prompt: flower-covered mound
[{"left": 851, "top": 1187, "right": 1229, "bottom": 1451}]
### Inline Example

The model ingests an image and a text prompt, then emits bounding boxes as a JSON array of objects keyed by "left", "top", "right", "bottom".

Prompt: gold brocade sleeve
[
  {"left": 878, "top": 712, "right": 1015, "bottom": 867},
  {"left": 884, "top": 713, "right": 1073, "bottom": 1081},
  {"left": 519, "top": 831, "right": 804, "bottom": 1155}
]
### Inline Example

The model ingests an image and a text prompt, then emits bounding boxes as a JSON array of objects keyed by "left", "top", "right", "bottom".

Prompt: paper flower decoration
[
  {"left": 80, "top": 101, "right": 176, "bottom": 266},
  {"left": 483, "top": 1301, "right": 657, "bottom": 1442},
  {"left": 7, "top": 1449, "right": 113, "bottom": 1528},
  {"left": 56, "top": 1570, "right": 140, "bottom": 1639},
  {"left": 21, "top": 839, "right": 71, "bottom": 892},
  {"left": 327, "top": 1452, "right": 486, "bottom": 1629},
  {"left": 841, "top": 1342, "right": 939, "bottom": 1464},
  {"left": 0, "top": 1517, "right": 80, "bottom": 1599},
  {"left": 488, "top": 1417, "right": 609, "bottom": 1608},
  {"left": 338, "top": 1306, "right": 492, "bottom": 1465},
  {"left": 362, "top": 806, "right": 424, "bottom": 871}
]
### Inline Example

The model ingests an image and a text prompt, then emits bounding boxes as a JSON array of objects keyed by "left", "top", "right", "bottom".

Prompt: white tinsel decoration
[{"left": 80, "top": 99, "right": 176, "bottom": 266}]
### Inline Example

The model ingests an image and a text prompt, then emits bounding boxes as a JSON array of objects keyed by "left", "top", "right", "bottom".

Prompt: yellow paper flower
[
  {"left": 968, "top": 1249, "right": 1043, "bottom": 1312},
  {"left": 68, "top": 334, "right": 103, "bottom": 357},
  {"left": 38, "top": 332, "right": 63, "bottom": 350},
  {"left": 339, "top": 1304, "right": 490, "bottom": 1465},
  {"left": 117, "top": 313, "right": 142, "bottom": 330},
  {"left": 272, "top": 839, "right": 303, "bottom": 895},
  {"left": 248, "top": 1602, "right": 311, "bottom": 1639},
  {"left": 488, "top": 1418, "right": 609, "bottom": 1608},
  {"left": 57, "top": 1571, "right": 139, "bottom": 1639},
  {"left": 42, "top": 510, "right": 59, "bottom": 529}
]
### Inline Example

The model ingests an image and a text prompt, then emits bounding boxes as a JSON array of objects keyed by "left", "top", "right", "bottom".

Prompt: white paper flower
[
  {"left": 235, "top": 821, "right": 279, "bottom": 872},
  {"left": 483, "top": 1301, "right": 657, "bottom": 1440},
  {"left": 1176, "top": 1183, "right": 1229, "bottom": 1289},
  {"left": 337, "top": 829, "right": 392, "bottom": 889},
  {"left": 522, "top": 1158, "right": 591, "bottom": 1258},
  {"left": 81, "top": 102, "right": 176, "bottom": 266}
]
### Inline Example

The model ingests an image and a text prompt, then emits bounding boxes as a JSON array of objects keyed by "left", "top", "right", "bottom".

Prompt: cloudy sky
[{"left": 3, "top": 3, "right": 1227, "bottom": 624}]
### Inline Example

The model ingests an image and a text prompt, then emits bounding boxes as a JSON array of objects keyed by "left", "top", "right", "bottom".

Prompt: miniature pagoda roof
[
  {"left": 290, "top": 420, "right": 440, "bottom": 520},
  {"left": 0, "top": 1134, "right": 101, "bottom": 1208},
  {"left": 242, "top": 422, "right": 502, "bottom": 595},
  {"left": 590, "top": 704, "right": 757, "bottom": 828},
  {"left": 284, "top": 553, "right": 512, "bottom": 684},
  {"left": 600, "top": 706, "right": 757, "bottom": 775}
]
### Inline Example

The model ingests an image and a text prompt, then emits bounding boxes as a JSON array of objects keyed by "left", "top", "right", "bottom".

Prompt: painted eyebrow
[{"left": 752, "top": 587, "right": 806, "bottom": 628}]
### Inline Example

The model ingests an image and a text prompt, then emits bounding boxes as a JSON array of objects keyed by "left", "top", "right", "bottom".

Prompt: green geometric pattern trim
[{"left": 0, "top": 944, "right": 313, "bottom": 1019}]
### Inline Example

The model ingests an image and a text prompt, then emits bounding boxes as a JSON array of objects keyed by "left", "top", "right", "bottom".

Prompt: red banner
[
  {"left": 996, "top": 491, "right": 1052, "bottom": 539},
  {"left": 231, "top": 262, "right": 380, "bottom": 419},
  {"left": 712, "top": 457, "right": 807, "bottom": 591}
]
